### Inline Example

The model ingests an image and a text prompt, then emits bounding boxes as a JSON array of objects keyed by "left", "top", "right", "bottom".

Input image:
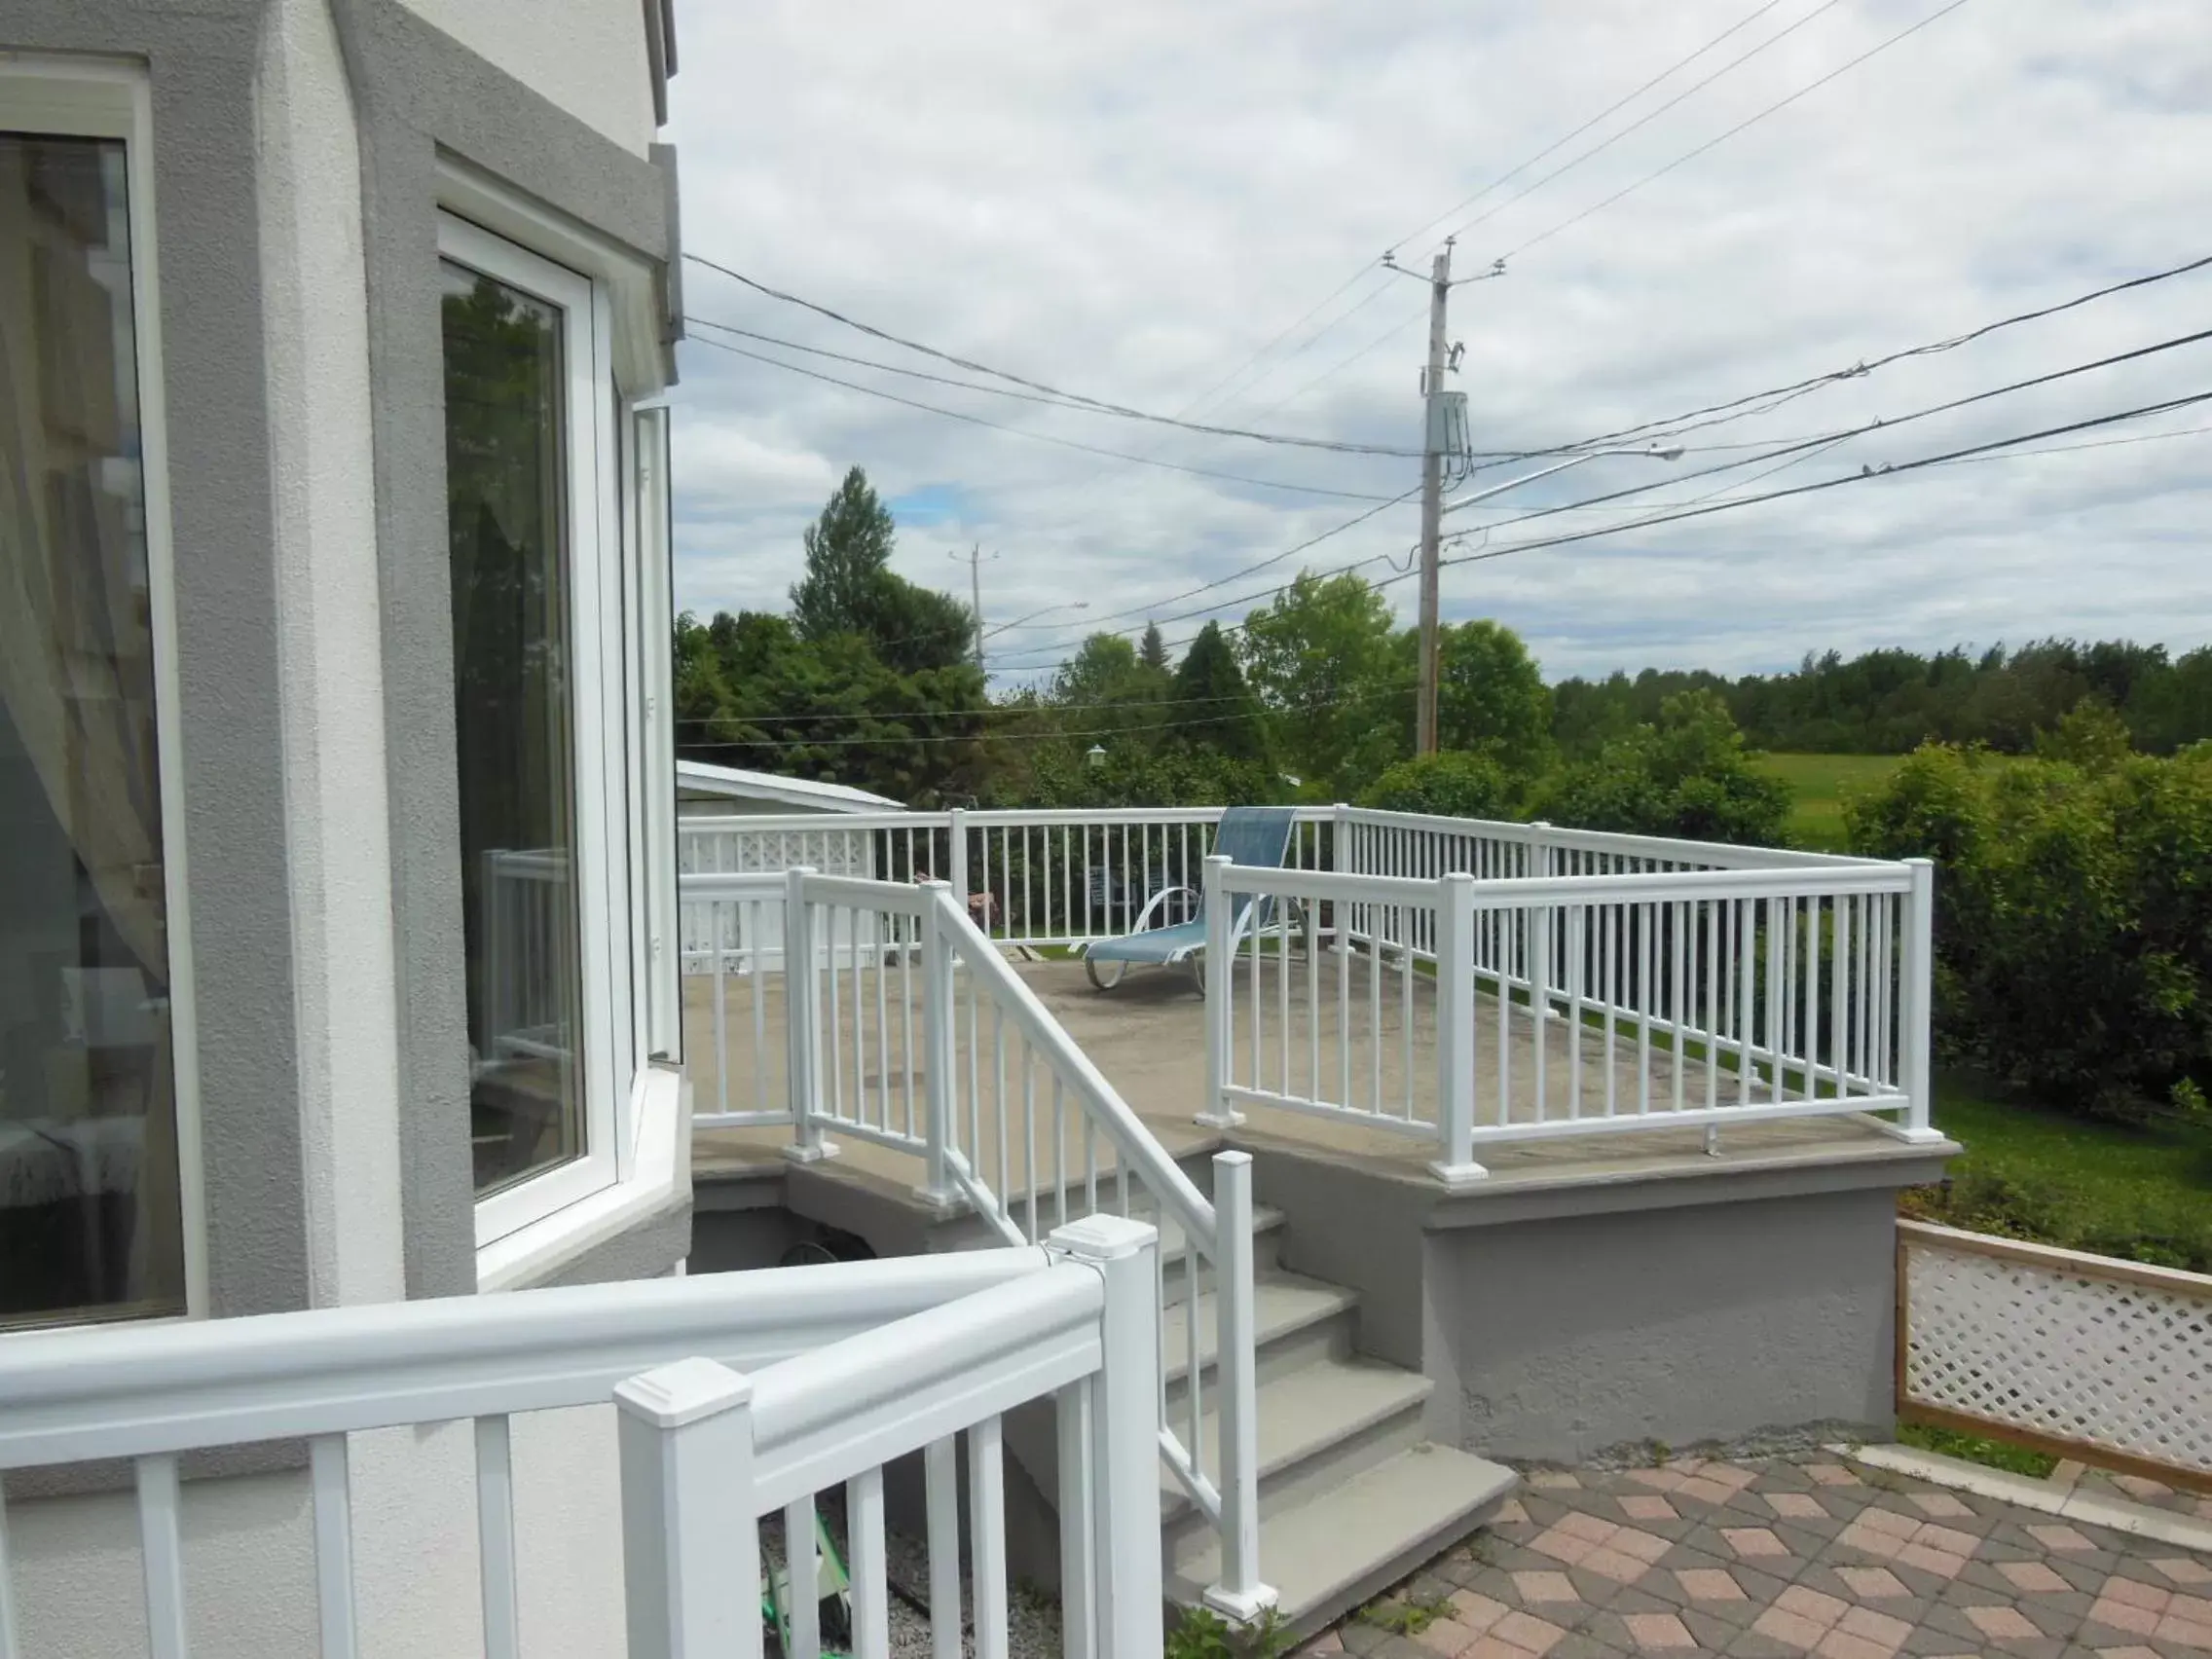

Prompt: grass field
[
  {"left": 1752, "top": 752, "right": 1907, "bottom": 850},
  {"left": 1905, "top": 1075, "right": 2212, "bottom": 1272}
]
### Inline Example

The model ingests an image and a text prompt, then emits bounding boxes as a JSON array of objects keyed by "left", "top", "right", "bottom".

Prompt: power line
[
  {"left": 1530, "top": 252, "right": 2212, "bottom": 460},
  {"left": 1438, "top": 387, "right": 2212, "bottom": 573},
  {"left": 1433, "top": 0, "right": 1850, "bottom": 251},
  {"left": 1439, "top": 322, "right": 2212, "bottom": 550},
  {"left": 1202, "top": 0, "right": 1805, "bottom": 425},
  {"left": 991, "top": 361, "right": 2212, "bottom": 672},
  {"left": 1485, "top": 0, "right": 1975, "bottom": 267},
  {"left": 682, "top": 331, "right": 1410, "bottom": 502},
  {"left": 682, "top": 254, "right": 1422, "bottom": 457}
]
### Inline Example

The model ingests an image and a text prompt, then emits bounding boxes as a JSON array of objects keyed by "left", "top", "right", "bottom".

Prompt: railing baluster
[
  {"left": 1737, "top": 898, "right": 1755, "bottom": 1108},
  {"left": 712, "top": 903, "right": 730, "bottom": 1119},
  {"left": 848, "top": 1467, "right": 890, "bottom": 1659},
  {"left": 476, "top": 1415, "right": 521, "bottom": 1659},
  {"left": 968, "top": 1419, "right": 1010, "bottom": 1659},
  {"left": 308, "top": 1435, "right": 358, "bottom": 1659},
  {"left": 1831, "top": 891, "right": 1852, "bottom": 1099},
  {"left": 785, "top": 1498, "right": 821, "bottom": 1659},
  {"left": 1056, "top": 1382, "right": 1095, "bottom": 1659},
  {"left": 1704, "top": 901, "right": 1720, "bottom": 1114},
  {"left": 924, "top": 1440, "right": 963, "bottom": 1659},
  {"left": 135, "top": 1454, "right": 189, "bottom": 1659}
]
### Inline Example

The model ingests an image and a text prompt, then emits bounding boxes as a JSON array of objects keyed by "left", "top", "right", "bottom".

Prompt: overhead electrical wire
[
  {"left": 683, "top": 253, "right": 1422, "bottom": 457},
  {"left": 683, "top": 331, "right": 1410, "bottom": 501},
  {"left": 989, "top": 350, "right": 2212, "bottom": 672},
  {"left": 1431, "top": 0, "right": 1851, "bottom": 251},
  {"left": 1483, "top": 0, "right": 1975, "bottom": 266},
  {"left": 1523, "top": 252, "right": 2212, "bottom": 461},
  {"left": 1206, "top": 0, "right": 1809, "bottom": 425}
]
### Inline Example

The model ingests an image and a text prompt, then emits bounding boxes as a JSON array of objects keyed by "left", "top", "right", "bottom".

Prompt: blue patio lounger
[{"left": 1077, "top": 805, "right": 1299, "bottom": 991}]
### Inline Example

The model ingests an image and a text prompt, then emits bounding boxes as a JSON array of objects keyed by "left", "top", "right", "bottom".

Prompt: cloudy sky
[{"left": 664, "top": 0, "right": 2212, "bottom": 687}]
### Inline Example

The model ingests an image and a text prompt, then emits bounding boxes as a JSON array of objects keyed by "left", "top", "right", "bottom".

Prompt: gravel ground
[{"left": 760, "top": 1494, "right": 1063, "bottom": 1659}]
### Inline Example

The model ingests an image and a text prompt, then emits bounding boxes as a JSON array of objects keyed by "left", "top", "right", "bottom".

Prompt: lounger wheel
[{"left": 1085, "top": 953, "right": 1128, "bottom": 990}]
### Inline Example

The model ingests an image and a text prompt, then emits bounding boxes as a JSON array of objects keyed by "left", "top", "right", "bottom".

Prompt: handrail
[
  {"left": 930, "top": 888, "right": 1218, "bottom": 1253},
  {"left": 0, "top": 1250, "right": 1050, "bottom": 1469},
  {"left": 1345, "top": 803, "right": 1879, "bottom": 868},
  {"left": 1215, "top": 859, "right": 1914, "bottom": 910}
]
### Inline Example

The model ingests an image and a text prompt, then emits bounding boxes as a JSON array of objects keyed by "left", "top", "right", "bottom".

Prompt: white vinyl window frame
[
  {"left": 440, "top": 213, "right": 628, "bottom": 1248},
  {"left": 435, "top": 163, "right": 684, "bottom": 1287},
  {"left": 0, "top": 55, "right": 210, "bottom": 1327}
]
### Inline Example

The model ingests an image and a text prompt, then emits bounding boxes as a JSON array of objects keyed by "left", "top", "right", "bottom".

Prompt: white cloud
[{"left": 665, "top": 0, "right": 2212, "bottom": 683}]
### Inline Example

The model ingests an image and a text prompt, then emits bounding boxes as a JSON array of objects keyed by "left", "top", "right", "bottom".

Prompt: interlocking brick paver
[
  {"left": 1529, "top": 1471, "right": 1583, "bottom": 1491},
  {"left": 1337, "top": 1456, "right": 2206, "bottom": 1659},
  {"left": 1677, "top": 1567, "right": 1747, "bottom": 1602},
  {"left": 1619, "top": 1611, "right": 1695, "bottom": 1649},
  {"left": 1835, "top": 1566, "right": 1910, "bottom": 1599}
]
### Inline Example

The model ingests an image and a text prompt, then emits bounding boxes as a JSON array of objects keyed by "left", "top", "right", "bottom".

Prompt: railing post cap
[
  {"left": 1048, "top": 1212, "right": 1159, "bottom": 1262},
  {"left": 614, "top": 1356, "right": 752, "bottom": 1428},
  {"left": 1211, "top": 1148, "right": 1253, "bottom": 1170}
]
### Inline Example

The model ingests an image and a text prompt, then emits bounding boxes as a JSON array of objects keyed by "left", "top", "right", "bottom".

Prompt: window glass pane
[
  {"left": 0, "top": 132, "right": 186, "bottom": 1329},
  {"left": 441, "top": 263, "right": 587, "bottom": 1196}
]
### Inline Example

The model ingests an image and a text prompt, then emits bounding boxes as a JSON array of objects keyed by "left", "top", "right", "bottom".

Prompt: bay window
[{"left": 0, "top": 65, "right": 195, "bottom": 1330}]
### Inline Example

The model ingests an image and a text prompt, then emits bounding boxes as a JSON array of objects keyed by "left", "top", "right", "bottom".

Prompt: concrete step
[
  {"left": 1161, "top": 1272, "right": 1357, "bottom": 1407},
  {"left": 1165, "top": 1443, "right": 1520, "bottom": 1640},
  {"left": 1159, "top": 1355, "right": 1431, "bottom": 1528}
]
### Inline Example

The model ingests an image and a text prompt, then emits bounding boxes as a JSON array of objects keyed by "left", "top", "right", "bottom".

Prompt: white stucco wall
[
  {"left": 398, "top": 0, "right": 657, "bottom": 157},
  {"left": 8, "top": 8, "right": 635, "bottom": 1655}
]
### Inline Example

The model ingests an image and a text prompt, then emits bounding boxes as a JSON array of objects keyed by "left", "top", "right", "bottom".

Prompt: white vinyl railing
[
  {"left": 0, "top": 1243, "right": 1161, "bottom": 1659},
  {"left": 619, "top": 1213, "right": 1166, "bottom": 1659},
  {"left": 679, "top": 866, "right": 1273, "bottom": 1618},
  {"left": 1205, "top": 850, "right": 1938, "bottom": 1183}
]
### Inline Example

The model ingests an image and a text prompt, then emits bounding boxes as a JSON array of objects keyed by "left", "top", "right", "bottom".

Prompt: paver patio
[{"left": 1311, "top": 1453, "right": 2212, "bottom": 1659}]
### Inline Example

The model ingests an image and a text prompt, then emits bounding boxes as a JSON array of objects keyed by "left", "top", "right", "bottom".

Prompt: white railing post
[
  {"left": 1892, "top": 858, "right": 1944, "bottom": 1143},
  {"left": 1529, "top": 821, "right": 1554, "bottom": 1022},
  {"left": 781, "top": 866, "right": 835, "bottom": 1164},
  {"left": 1049, "top": 1214, "right": 1163, "bottom": 1659},
  {"left": 916, "top": 883, "right": 960, "bottom": 1209},
  {"left": 1198, "top": 855, "right": 1240, "bottom": 1127},
  {"left": 947, "top": 807, "right": 970, "bottom": 925},
  {"left": 615, "top": 1357, "right": 760, "bottom": 1659},
  {"left": 1331, "top": 801, "right": 1352, "bottom": 949},
  {"left": 1430, "top": 872, "right": 1487, "bottom": 1188},
  {"left": 1204, "top": 1151, "right": 1274, "bottom": 1620}
]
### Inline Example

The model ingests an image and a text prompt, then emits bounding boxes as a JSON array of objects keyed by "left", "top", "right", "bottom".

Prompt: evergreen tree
[
  {"left": 1138, "top": 621, "right": 1169, "bottom": 673},
  {"left": 790, "top": 466, "right": 897, "bottom": 642},
  {"left": 1168, "top": 622, "right": 1270, "bottom": 766}
]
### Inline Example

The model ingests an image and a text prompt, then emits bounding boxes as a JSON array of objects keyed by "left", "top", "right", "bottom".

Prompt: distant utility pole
[
  {"left": 1416, "top": 243, "right": 1453, "bottom": 757},
  {"left": 1384, "top": 239, "right": 1499, "bottom": 755},
  {"left": 950, "top": 542, "right": 994, "bottom": 669}
]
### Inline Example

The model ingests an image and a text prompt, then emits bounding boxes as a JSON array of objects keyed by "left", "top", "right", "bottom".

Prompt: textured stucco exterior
[
  {"left": 393, "top": 0, "right": 657, "bottom": 156},
  {"left": 1423, "top": 1178, "right": 1923, "bottom": 1464},
  {"left": 1, "top": 0, "right": 682, "bottom": 1650}
]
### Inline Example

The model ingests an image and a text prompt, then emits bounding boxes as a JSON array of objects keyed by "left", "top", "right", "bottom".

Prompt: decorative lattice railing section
[{"left": 1897, "top": 1219, "right": 2212, "bottom": 1490}]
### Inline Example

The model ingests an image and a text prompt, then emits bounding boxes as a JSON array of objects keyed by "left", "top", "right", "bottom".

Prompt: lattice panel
[{"left": 1902, "top": 1237, "right": 2212, "bottom": 1478}]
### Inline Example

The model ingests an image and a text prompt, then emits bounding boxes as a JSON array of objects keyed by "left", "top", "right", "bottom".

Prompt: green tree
[
  {"left": 1359, "top": 752, "right": 1520, "bottom": 821},
  {"left": 1138, "top": 621, "right": 1170, "bottom": 673},
  {"left": 1238, "top": 570, "right": 1400, "bottom": 792},
  {"left": 1169, "top": 622, "right": 1270, "bottom": 765},
  {"left": 1417, "top": 619, "right": 1552, "bottom": 777},
  {"left": 789, "top": 465, "right": 973, "bottom": 674},
  {"left": 1538, "top": 690, "right": 1790, "bottom": 845}
]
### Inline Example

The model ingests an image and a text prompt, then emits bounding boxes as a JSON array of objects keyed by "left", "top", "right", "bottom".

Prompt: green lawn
[
  {"left": 1752, "top": 752, "right": 1907, "bottom": 851},
  {"left": 1906, "top": 1075, "right": 2212, "bottom": 1271}
]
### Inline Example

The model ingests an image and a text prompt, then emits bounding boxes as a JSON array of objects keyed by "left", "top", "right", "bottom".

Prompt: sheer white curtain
[{"left": 0, "top": 133, "right": 182, "bottom": 1323}]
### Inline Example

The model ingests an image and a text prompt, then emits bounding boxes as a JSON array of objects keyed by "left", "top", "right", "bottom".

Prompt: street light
[{"left": 1440, "top": 446, "right": 1681, "bottom": 516}]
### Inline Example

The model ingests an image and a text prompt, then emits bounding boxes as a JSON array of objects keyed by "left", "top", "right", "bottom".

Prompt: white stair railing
[
  {"left": 618, "top": 1214, "right": 1166, "bottom": 1659},
  {"left": 680, "top": 866, "right": 1274, "bottom": 1618},
  {"left": 0, "top": 1249, "right": 1071, "bottom": 1659}
]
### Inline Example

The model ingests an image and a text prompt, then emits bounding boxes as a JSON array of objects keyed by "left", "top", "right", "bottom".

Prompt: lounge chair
[{"left": 1077, "top": 805, "right": 1298, "bottom": 991}]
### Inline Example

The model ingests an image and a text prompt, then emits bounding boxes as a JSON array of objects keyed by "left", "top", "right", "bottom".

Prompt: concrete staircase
[{"left": 1150, "top": 1202, "right": 1518, "bottom": 1636}]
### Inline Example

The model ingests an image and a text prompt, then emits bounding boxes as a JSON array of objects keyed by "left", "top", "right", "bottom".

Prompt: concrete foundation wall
[{"left": 1424, "top": 1182, "right": 1907, "bottom": 1464}]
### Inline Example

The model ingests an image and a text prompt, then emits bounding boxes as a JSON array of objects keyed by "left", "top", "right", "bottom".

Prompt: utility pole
[
  {"left": 1416, "top": 242, "right": 1453, "bottom": 756},
  {"left": 949, "top": 542, "right": 992, "bottom": 669}
]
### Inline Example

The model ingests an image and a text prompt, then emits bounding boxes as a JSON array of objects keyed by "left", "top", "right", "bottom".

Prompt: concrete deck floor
[{"left": 688, "top": 954, "right": 1916, "bottom": 1198}]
